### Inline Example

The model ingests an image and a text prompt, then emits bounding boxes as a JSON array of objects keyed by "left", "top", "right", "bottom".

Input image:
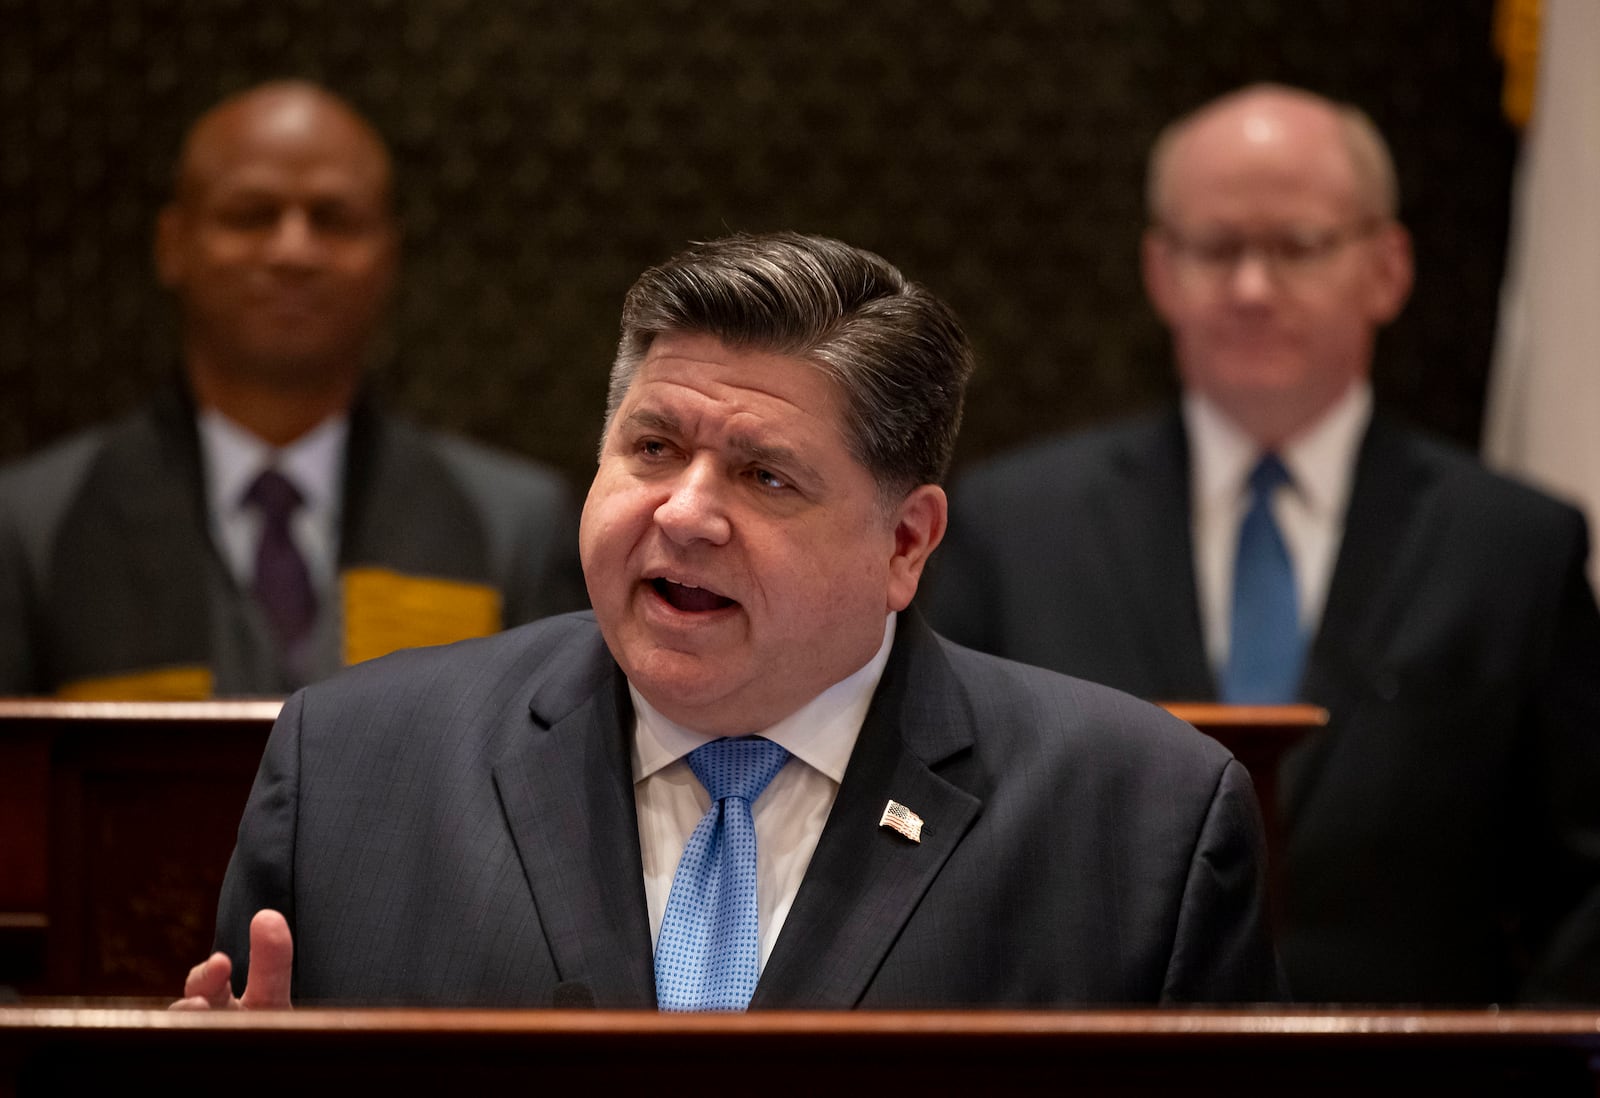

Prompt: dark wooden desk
[
  {"left": 0, "top": 700, "right": 280, "bottom": 997},
  {"left": 0, "top": 699, "right": 1319, "bottom": 999},
  {"left": 2, "top": 1007, "right": 1597, "bottom": 1096}
]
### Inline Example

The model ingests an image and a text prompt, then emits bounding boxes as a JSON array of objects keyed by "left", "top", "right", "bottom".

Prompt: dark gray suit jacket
[
  {"left": 215, "top": 610, "right": 1281, "bottom": 1007},
  {"left": 926, "top": 408, "right": 1600, "bottom": 1004},
  {"left": 0, "top": 383, "right": 587, "bottom": 695}
]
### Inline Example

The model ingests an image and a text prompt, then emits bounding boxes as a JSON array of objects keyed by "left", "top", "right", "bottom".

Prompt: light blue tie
[
  {"left": 1221, "top": 454, "right": 1305, "bottom": 703},
  {"left": 655, "top": 735, "right": 791, "bottom": 1011}
]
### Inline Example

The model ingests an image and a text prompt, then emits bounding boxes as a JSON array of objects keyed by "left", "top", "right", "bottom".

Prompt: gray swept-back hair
[{"left": 605, "top": 231, "right": 974, "bottom": 501}]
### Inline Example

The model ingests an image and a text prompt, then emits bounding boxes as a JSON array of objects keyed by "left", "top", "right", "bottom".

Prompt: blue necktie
[
  {"left": 655, "top": 735, "right": 791, "bottom": 1012},
  {"left": 1221, "top": 454, "right": 1304, "bottom": 703}
]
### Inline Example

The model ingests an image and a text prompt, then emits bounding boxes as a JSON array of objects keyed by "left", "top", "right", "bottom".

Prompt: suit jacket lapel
[
  {"left": 1107, "top": 411, "right": 1216, "bottom": 700},
  {"left": 1290, "top": 414, "right": 1437, "bottom": 810},
  {"left": 492, "top": 649, "right": 656, "bottom": 1007},
  {"left": 47, "top": 386, "right": 216, "bottom": 682},
  {"left": 1307, "top": 414, "right": 1435, "bottom": 685},
  {"left": 339, "top": 397, "right": 494, "bottom": 581},
  {"left": 753, "top": 612, "right": 982, "bottom": 1008}
]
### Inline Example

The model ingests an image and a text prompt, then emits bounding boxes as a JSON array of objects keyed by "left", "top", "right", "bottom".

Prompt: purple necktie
[{"left": 245, "top": 468, "right": 317, "bottom": 654}]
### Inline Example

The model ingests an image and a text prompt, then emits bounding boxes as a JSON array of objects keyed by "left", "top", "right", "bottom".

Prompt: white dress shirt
[
  {"left": 1186, "top": 383, "right": 1371, "bottom": 674},
  {"left": 198, "top": 408, "right": 348, "bottom": 597},
  {"left": 632, "top": 612, "right": 897, "bottom": 972}
]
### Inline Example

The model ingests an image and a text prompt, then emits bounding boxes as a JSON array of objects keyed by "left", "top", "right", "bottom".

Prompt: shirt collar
[
  {"left": 630, "top": 612, "right": 898, "bottom": 785},
  {"left": 1184, "top": 381, "right": 1371, "bottom": 516},
  {"left": 198, "top": 407, "right": 349, "bottom": 518}
]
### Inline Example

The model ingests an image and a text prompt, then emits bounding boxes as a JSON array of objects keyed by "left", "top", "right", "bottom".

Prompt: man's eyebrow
[
  {"left": 620, "top": 407, "right": 826, "bottom": 486},
  {"left": 621, "top": 408, "right": 681, "bottom": 435},
  {"left": 727, "top": 435, "right": 824, "bottom": 487}
]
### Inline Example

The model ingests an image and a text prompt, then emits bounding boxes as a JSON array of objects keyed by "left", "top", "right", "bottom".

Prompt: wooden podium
[
  {"left": 0, "top": 700, "right": 279, "bottom": 997},
  {"left": 2, "top": 1006, "right": 1597, "bottom": 1095},
  {"left": 0, "top": 699, "right": 1321, "bottom": 999}
]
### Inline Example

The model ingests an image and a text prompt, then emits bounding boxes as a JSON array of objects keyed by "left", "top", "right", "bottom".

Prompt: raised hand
[{"left": 169, "top": 909, "right": 294, "bottom": 1010}]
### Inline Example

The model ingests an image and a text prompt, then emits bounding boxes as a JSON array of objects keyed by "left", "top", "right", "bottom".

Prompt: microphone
[{"left": 551, "top": 980, "right": 595, "bottom": 1009}]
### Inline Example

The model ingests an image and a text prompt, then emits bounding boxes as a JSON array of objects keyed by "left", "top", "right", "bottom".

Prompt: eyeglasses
[{"left": 1155, "top": 219, "right": 1383, "bottom": 281}]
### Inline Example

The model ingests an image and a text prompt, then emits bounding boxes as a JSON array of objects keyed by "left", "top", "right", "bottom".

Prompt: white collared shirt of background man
[
  {"left": 199, "top": 407, "right": 348, "bottom": 598},
  {"left": 1186, "top": 382, "right": 1370, "bottom": 676}
]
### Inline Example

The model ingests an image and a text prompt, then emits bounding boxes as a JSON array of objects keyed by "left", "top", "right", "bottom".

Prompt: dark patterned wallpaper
[{"left": 1, "top": 0, "right": 1515, "bottom": 488}]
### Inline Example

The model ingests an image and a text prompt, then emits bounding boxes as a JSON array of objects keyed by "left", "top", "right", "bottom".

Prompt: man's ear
[
  {"left": 154, "top": 203, "right": 187, "bottom": 289},
  {"left": 1141, "top": 228, "right": 1181, "bottom": 326},
  {"left": 886, "top": 483, "right": 948, "bottom": 612},
  {"left": 1365, "top": 221, "right": 1414, "bottom": 324}
]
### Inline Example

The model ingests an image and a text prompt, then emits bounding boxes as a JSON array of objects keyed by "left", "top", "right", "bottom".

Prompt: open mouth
[{"left": 651, "top": 578, "right": 737, "bottom": 613}]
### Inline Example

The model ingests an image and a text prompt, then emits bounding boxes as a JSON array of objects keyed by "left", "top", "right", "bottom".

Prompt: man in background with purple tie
[
  {"left": 173, "top": 231, "right": 1280, "bottom": 1010},
  {"left": 925, "top": 84, "right": 1600, "bottom": 1004},
  {"left": 0, "top": 80, "right": 585, "bottom": 698}
]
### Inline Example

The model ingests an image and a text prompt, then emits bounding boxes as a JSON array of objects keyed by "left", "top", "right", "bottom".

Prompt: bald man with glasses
[{"left": 926, "top": 83, "right": 1600, "bottom": 1006}]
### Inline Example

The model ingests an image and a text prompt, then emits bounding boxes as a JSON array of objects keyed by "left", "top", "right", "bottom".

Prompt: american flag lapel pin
[{"left": 879, "top": 799, "right": 923, "bottom": 843}]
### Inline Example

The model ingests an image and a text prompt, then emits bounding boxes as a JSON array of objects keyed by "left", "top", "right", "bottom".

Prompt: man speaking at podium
[{"left": 176, "top": 232, "right": 1280, "bottom": 1010}]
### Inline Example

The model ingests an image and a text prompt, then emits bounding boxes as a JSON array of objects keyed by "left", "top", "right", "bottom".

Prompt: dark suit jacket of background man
[
  {"left": 925, "top": 406, "right": 1600, "bottom": 1004},
  {"left": 214, "top": 609, "right": 1281, "bottom": 1007},
  {"left": 0, "top": 382, "right": 587, "bottom": 697}
]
